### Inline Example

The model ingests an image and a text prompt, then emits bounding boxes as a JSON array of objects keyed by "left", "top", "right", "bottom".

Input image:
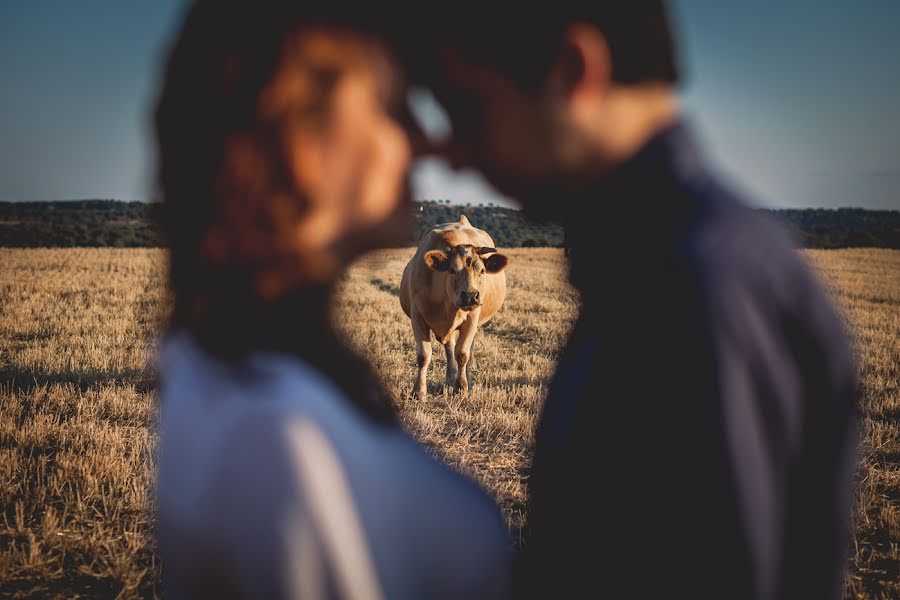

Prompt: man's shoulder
[
  {"left": 649, "top": 119, "right": 806, "bottom": 282},
  {"left": 677, "top": 175, "right": 853, "bottom": 368},
  {"left": 678, "top": 174, "right": 810, "bottom": 299}
]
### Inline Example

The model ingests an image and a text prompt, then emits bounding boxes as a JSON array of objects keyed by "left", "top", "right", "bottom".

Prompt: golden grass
[
  {"left": 0, "top": 247, "right": 896, "bottom": 598},
  {"left": 0, "top": 249, "right": 167, "bottom": 598},
  {"left": 801, "top": 249, "right": 900, "bottom": 599}
]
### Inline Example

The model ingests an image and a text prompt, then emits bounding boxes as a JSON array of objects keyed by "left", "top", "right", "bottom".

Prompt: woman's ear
[{"left": 424, "top": 250, "right": 450, "bottom": 271}]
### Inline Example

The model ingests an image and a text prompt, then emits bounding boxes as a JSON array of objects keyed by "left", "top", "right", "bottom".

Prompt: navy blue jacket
[{"left": 517, "top": 119, "right": 858, "bottom": 600}]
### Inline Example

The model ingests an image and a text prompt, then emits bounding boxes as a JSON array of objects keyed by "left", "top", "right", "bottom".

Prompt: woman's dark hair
[
  {"left": 154, "top": 2, "right": 400, "bottom": 423},
  {"left": 405, "top": 1, "right": 681, "bottom": 91}
]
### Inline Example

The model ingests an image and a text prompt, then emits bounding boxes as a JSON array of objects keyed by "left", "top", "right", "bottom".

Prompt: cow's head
[{"left": 423, "top": 245, "right": 508, "bottom": 311}]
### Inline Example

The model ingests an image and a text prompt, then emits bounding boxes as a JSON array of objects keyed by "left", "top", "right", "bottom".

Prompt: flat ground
[{"left": 0, "top": 247, "right": 897, "bottom": 598}]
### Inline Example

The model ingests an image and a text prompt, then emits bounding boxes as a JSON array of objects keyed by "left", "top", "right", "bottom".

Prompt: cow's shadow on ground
[
  {"left": 0, "top": 366, "right": 154, "bottom": 394},
  {"left": 415, "top": 362, "right": 482, "bottom": 399},
  {"left": 370, "top": 277, "right": 400, "bottom": 297},
  {"left": 408, "top": 381, "right": 481, "bottom": 401}
]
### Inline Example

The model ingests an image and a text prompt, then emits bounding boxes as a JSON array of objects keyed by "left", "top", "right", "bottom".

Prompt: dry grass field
[{"left": 0, "top": 247, "right": 897, "bottom": 598}]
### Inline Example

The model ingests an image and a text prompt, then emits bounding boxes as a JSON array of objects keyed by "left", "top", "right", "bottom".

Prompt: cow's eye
[{"left": 480, "top": 269, "right": 485, "bottom": 274}]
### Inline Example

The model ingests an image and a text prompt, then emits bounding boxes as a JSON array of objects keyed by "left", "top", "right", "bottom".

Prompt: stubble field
[{"left": 0, "top": 247, "right": 897, "bottom": 598}]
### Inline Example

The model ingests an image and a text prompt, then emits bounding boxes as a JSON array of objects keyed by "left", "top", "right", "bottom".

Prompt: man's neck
[{"left": 587, "top": 84, "right": 680, "bottom": 172}]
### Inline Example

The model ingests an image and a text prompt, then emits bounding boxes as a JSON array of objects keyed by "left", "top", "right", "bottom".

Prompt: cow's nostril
[{"left": 459, "top": 292, "right": 477, "bottom": 306}]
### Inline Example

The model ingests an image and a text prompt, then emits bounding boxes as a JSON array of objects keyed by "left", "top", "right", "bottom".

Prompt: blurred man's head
[{"left": 406, "top": 2, "right": 681, "bottom": 218}]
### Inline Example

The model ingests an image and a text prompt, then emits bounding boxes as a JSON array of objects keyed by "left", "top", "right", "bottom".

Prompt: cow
[{"left": 400, "top": 215, "right": 509, "bottom": 399}]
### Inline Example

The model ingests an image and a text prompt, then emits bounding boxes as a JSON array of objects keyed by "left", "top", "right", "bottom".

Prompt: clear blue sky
[{"left": 1, "top": 1, "right": 898, "bottom": 209}]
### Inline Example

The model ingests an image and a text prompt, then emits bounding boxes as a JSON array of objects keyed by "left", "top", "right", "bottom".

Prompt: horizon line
[{"left": 0, "top": 198, "right": 897, "bottom": 213}]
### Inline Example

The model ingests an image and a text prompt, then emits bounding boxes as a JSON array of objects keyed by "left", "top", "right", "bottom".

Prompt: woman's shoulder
[
  {"left": 157, "top": 331, "right": 511, "bottom": 595},
  {"left": 156, "top": 330, "right": 393, "bottom": 498},
  {"left": 158, "top": 330, "right": 372, "bottom": 425},
  {"left": 158, "top": 331, "right": 437, "bottom": 487}
]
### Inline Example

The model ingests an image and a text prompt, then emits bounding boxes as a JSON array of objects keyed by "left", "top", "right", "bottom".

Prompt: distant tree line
[
  {"left": 415, "top": 201, "right": 564, "bottom": 248},
  {"left": 760, "top": 208, "right": 900, "bottom": 249},
  {"left": 0, "top": 200, "right": 897, "bottom": 249},
  {"left": 0, "top": 200, "right": 161, "bottom": 248}
]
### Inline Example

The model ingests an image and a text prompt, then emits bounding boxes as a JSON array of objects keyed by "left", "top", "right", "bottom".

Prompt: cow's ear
[
  {"left": 484, "top": 253, "right": 509, "bottom": 273},
  {"left": 424, "top": 250, "right": 450, "bottom": 271}
]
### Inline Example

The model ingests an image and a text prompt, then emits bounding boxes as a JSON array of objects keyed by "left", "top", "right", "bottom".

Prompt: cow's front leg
[
  {"left": 443, "top": 330, "right": 459, "bottom": 388},
  {"left": 411, "top": 311, "right": 432, "bottom": 399},
  {"left": 454, "top": 315, "right": 479, "bottom": 393},
  {"left": 469, "top": 330, "right": 477, "bottom": 375}
]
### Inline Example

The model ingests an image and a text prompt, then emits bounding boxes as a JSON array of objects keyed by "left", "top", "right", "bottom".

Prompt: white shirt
[{"left": 156, "top": 332, "right": 511, "bottom": 600}]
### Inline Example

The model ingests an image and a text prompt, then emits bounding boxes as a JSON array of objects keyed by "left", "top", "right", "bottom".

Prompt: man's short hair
[{"left": 407, "top": 2, "right": 680, "bottom": 90}]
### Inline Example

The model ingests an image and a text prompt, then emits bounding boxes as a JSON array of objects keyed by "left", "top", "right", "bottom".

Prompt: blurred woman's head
[{"left": 155, "top": 3, "right": 413, "bottom": 356}]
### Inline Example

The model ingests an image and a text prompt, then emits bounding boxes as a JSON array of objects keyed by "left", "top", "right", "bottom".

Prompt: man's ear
[
  {"left": 483, "top": 253, "right": 509, "bottom": 274},
  {"left": 552, "top": 23, "right": 612, "bottom": 115},
  {"left": 424, "top": 250, "right": 450, "bottom": 271}
]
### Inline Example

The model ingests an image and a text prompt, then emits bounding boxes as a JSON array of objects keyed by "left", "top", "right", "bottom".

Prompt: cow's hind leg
[
  {"left": 443, "top": 330, "right": 459, "bottom": 389},
  {"left": 411, "top": 311, "right": 432, "bottom": 399}
]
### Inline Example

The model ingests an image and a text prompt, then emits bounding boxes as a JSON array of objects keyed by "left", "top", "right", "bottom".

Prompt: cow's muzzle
[{"left": 456, "top": 291, "right": 481, "bottom": 310}]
